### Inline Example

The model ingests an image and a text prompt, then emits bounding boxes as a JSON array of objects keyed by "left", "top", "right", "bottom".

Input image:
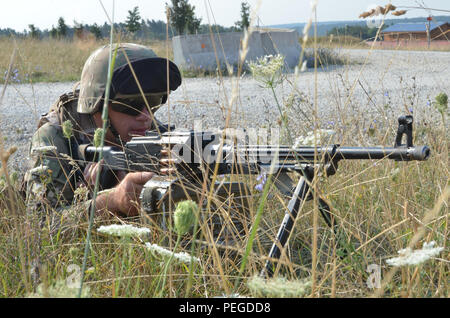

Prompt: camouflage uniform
[
  {"left": 24, "top": 43, "right": 181, "bottom": 233},
  {"left": 25, "top": 89, "right": 100, "bottom": 233}
]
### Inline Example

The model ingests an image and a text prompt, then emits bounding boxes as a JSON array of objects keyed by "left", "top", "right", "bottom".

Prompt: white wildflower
[
  {"left": 27, "top": 279, "right": 90, "bottom": 298},
  {"left": 390, "top": 167, "right": 401, "bottom": 181},
  {"left": 293, "top": 129, "right": 336, "bottom": 147},
  {"left": 390, "top": 167, "right": 400, "bottom": 176},
  {"left": 29, "top": 165, "right": 51, "bottom": 176},
  {"left": 97, "top": 224, "right": 150, "bottom": 239},
  {"left": 248, "top": 54, "right": 285, "bottom": 88},
  {"left": 248, "top": 275, "right": 311, "bottom": 298},
  {"left": 386, "top": 241, "right": 444, "bottom": 267},
  {"left": 145, "top": 242, "right": 200, "bottom": 264}
]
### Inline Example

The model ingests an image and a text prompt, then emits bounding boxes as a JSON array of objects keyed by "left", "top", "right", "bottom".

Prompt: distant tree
[
  {"left": 235, "top": 2, "right": 251, "bottom": 31},
  {"left": 168, "top": 0, "right": 201, "bottom": 35},
  {"left": 187, "top": 15, "right": 201, "bottom": 34},
  {"left": 327, "top": 24, "right": 388, "bottom": 40},
  {"left": 50, "top": 25, "right": 58, "bottom": 38},
  {"left": 145, "top": 19, "right": 167, "bottom": 39},
  {"left": 168, "top": 0, "right": 186, "bottom": 35},
  {"left": 90, "top": 23, "right": 103, "bottom": 40},
  {"left": 57, "top": 17, "right": 68, "bottom": 38},
  {"left": 125, "top": 6, "right": 142, "bottom": 33},
  {"left": 73, "top": 20, "right": 84, "bottom": 40},
  {"left": 28, "top": 24, "right": 39, "bottom": 39}
]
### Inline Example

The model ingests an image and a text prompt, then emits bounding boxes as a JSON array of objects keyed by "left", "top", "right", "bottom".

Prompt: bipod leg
[
  {"left": 261, "top": 176, "right": 310, "bottom": 278},
  {"left": 318, "top": 198, "right": 338, "bottom": 234},
  {"left": 261, "top": 178, "right": 346, "bottom": 278}
]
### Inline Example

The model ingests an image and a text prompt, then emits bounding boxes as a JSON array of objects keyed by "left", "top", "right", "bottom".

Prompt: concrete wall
[{"left": 172, "top": 28, "right": 302, "bottom": 71}]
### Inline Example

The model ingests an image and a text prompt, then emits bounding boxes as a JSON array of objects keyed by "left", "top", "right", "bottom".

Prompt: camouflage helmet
[{"left": 78, "top": 43, "right": 160, "bottom": 114}]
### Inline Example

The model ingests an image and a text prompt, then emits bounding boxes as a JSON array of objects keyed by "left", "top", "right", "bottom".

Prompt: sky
[{"left": 0, "top": 0, "right": 448, "bottom": 32}]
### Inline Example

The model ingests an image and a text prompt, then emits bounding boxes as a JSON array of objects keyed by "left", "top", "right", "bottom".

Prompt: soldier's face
[{"left": 108, "top": 104, "right": 152, "bottom": 142}]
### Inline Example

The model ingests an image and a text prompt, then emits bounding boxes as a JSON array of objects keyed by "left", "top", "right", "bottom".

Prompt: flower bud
[
  {"left": 62, "top": 120, "right": 73, "bottom": 139},
  {"left": 93, "top": 128, "right": 104, "bottom": 147},
  {"left": 434, "top": 92, "right": 448, "bottom": 115},
  {"left": 174, "top": 200, "right": 198, "bottom": 235}
]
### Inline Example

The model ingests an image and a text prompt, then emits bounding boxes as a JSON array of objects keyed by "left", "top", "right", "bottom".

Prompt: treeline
[
  {"left": 327, "top": 24, "right": 389, "bottom": 40},
  {"left": 0, "top": 19, "right": 171, "bottom": 40},
  {"left": 0, "top": 19, "right": 234, "bottom": 40},
  {"left": 0, "top": 1, "right": 251, "bottom": 40}
]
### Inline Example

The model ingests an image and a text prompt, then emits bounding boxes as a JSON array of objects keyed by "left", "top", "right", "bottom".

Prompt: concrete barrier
[{"left": 172, "top": 28, "right": 302, "bottom": 72}]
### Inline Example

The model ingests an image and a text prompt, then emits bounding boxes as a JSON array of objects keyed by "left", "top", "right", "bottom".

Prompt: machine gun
[{"left": 82, "top": 115, "right": 430, "bottom": 277}]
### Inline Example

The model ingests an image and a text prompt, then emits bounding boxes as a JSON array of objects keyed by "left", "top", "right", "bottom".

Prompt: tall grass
[
  {"left": 1, "top": 108, "right": 447, "bottom": 297},
  {"left": 0, "top": 14, "right": 448, "bottom": 299},
  {"left": 0, "top": 37, "right": 172, "bottom": 84}
]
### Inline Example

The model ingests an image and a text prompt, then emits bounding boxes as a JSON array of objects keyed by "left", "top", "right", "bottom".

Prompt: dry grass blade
[
  {"left": 0, "top": 0, "right": 448, "bottom": 299},
  {"left": 372, "top": 185, "right": 449, "bottom": 297}
]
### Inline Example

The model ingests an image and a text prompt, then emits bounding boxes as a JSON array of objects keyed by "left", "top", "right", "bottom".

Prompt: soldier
[{"left": 25, "top": 43, "right": 182, "bottom": 229}]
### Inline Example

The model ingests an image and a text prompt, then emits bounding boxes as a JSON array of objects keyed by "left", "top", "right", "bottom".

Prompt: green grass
[
  {"left": 0, "top": 29, "right": 448, "bottom": 299},
  {"left": 1, "top": 125, "right": 447, "bottom": 298},
  {"left": 0, "top": 37, "right": 172, "bottom": 84}
]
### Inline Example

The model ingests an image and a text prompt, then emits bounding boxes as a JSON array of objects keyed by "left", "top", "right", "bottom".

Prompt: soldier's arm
[
  {"left": 25, "top": 122, "right": 96, "bottom": 234},
  {"left": 26, "top": 123, "right": 78, "bottom": 208},
  {"left": 26, "top": 123, "right": 155, "bottom": 219}
]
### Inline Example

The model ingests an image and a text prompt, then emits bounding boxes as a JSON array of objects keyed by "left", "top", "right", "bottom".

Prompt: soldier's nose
[{"left": 136, "top": 106, "right": 151, "bottom": 121}]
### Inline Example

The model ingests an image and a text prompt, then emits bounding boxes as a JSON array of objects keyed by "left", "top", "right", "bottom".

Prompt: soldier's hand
[
  {"left": 97, "top": 171, "right": 154, "bottom": 217},
  {"left": 83, "top": 160, "right": 103, "bottom": 185},
  {"left": 113, "top": 171, "right": 154, "bottom": 216}
]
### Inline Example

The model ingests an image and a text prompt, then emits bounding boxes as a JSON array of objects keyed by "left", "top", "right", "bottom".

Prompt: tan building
[{"left": 382, "top": 22, "right": 449, "bottom": 42}]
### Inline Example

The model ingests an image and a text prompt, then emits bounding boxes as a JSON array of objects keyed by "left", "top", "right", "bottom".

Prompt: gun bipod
[{"left": 261, "top": 166, "right": 343, "bottom": 278}]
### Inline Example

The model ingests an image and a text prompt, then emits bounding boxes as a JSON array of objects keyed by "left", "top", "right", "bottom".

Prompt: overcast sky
[{"left": 1, "top": 0, "right": 448, "bottom": 32}]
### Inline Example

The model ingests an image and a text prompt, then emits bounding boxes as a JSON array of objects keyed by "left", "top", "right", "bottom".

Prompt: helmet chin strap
[
  {"left": 99, "top": 102, "right": 123, "bottom": 146},
  {"left": 105, "top": 117, "right": 123, "bottom": 146}
]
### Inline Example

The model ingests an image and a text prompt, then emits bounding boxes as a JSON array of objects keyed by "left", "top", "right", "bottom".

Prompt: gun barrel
[
  {"left": 235, "top": 144, "right": 430, "bottom": 166},
  {"left": 234, "top": 145, "right": 337, "bottom": 164},
  {"left": 335, "top": 145, "right": 430, "bottom": 161}
]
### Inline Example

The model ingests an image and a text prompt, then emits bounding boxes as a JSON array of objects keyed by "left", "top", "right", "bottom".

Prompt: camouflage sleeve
[{"left": 25, "top": 122, "right": 91, "bottom": 233}]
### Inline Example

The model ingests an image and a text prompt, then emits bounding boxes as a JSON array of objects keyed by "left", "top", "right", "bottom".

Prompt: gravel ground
[{"left": 1, "top": 48, "right": 448, "bottom": 172}]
